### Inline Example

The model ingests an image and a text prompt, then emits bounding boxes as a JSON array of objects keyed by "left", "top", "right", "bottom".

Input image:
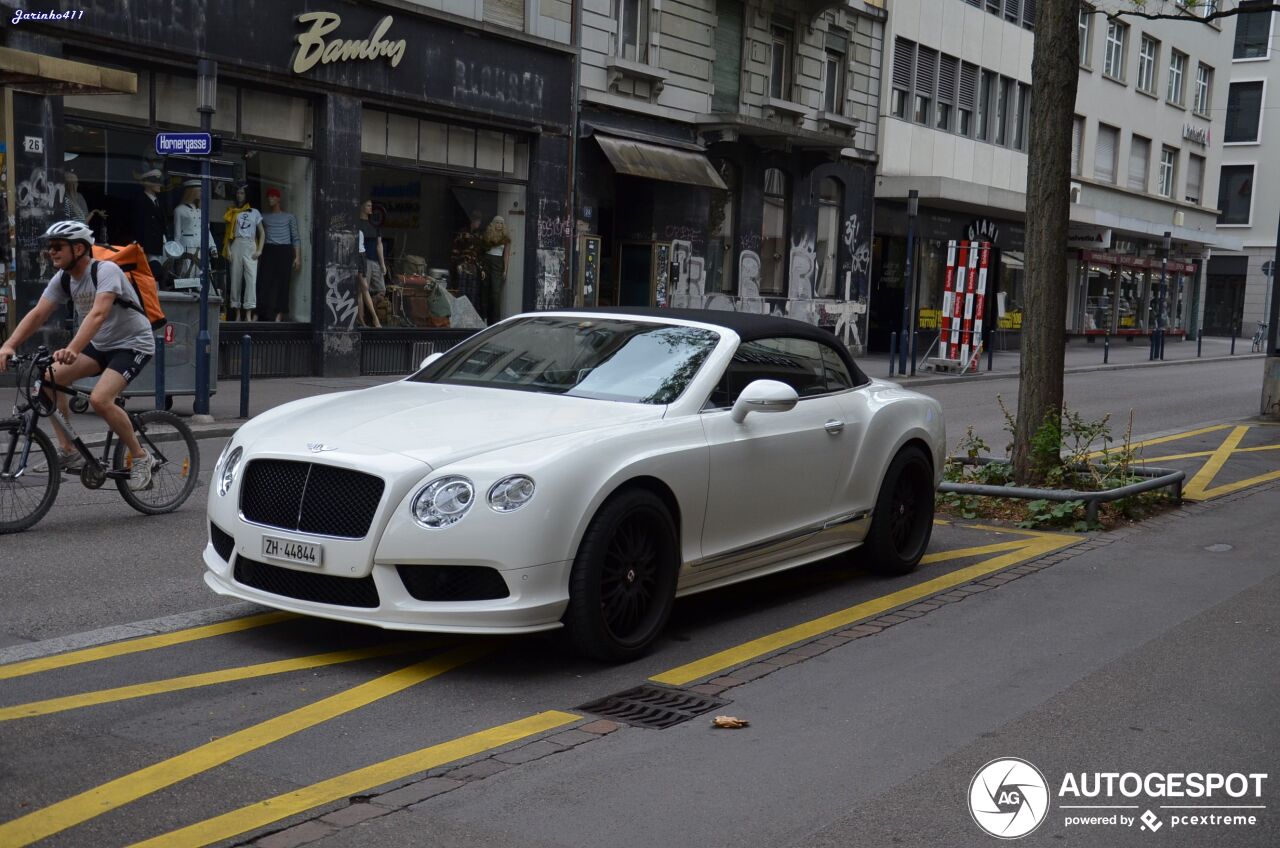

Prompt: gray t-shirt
[{"left": 41, "top": 261, "right": 156, "bottom": 355}]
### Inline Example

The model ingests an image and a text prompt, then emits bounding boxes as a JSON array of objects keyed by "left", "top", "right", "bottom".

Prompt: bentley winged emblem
[{"left": 307, "top": 442, "right": 337, "bottom": 453}]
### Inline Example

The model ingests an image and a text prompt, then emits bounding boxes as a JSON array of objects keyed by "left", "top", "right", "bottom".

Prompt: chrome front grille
[{"left": 239, "top": 459, "right": 384, "bottom": 539}]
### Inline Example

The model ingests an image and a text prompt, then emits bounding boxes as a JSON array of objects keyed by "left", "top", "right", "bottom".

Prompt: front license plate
[{"left": 262, "top": 535, "right": 323, "bottom": 568}]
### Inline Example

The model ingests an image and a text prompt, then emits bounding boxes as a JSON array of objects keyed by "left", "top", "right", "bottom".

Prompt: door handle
[{"left": 824, "top": 419, "right": 845, "bottom": 434}]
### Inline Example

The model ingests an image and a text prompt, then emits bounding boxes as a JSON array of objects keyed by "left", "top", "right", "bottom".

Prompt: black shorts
[{"left": 82, "top": 344, "right": 153, "bottom": 385}]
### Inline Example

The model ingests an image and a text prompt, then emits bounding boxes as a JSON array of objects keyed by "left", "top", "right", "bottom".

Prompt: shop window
[
  {"left": 363, "top": 110, "right": 388, "bottom": 156},
  {"left": 241, "top": 91, "right": 313, "bottom": 146},
  {"left": 477, "top": 131, "right": 505, "bottom": 172},
  {"left": 1217, "top": 164, "right": 1254, "bottom": 225},
  {"left": 760, "top": 168, "right": 788, "bottom": 296},
  {"left": 816, "top": 177, "right": 842, "bottom": 298},
  {"left": 707, "top": 159, "right": 737, "bottom": 294},
  {"left": 387, "top": 114, "right": 418, "bottom": 160},
  {"left": 65, "top": 73, "right": 150, "bottom": 123},
  {"left": 419, "top": 121, "right": 449, "bottom": 164},
  {"left": 448, "top": 126, "right": 477, "bottom": 169},
  {"left": 998, "top": 252, "right": 1024, "bottom": 331},
  {"left": 155, "top": 74, "right": 197, "bottom": 128}
]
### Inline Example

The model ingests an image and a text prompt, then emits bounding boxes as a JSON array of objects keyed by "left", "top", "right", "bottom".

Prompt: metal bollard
[
  {"left": 239, "top": 334, "right": 252, "bottom": 419},
  {"left": 1197, "top": 331, "right": 1203, "bottom": 358},
  {"left": 888, "top": 332, "right": 898, "bottom": 376},
  {"left": 1104, "top": 333, "right": 1110, "bottom": 365},
  {"left": 987, "top": 332, "right": 994, "bottom": 371},
  {"left": 1231, "top": 323, "right": 1237, "bottom": 356},
  {"left": 153, "top": 329, "right": 166, "bottom": 410}
]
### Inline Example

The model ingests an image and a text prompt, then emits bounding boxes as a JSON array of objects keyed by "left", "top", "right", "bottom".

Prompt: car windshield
[{"left": 410, "top": 316, "right": 721, "bottom": 404}]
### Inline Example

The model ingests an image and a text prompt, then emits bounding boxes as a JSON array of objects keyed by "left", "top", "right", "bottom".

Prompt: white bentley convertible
[{"left": 205, "top": 309, "right": 945, "bottom": 660}]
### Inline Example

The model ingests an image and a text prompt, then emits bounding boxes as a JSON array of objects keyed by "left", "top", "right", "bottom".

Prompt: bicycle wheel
[
  {"left": 0, "top": 417, "right": 61, "bottom": 533},
  {"left": 113, "top": 410, "right": 201, "bottom": 515}
]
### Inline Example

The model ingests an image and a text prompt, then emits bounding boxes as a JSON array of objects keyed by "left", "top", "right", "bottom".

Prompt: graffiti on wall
[
  {"left": 324, "top": 230, "right": 359, "bottom": 329},
  {"left": 16, "top": 168, "right": 63, "bottom": 211}
]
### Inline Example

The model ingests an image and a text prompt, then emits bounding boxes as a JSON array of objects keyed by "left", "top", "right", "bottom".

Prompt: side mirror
[
  {"left": 418, "top": 352, "right": 444, "bottom": 370},
  {"left": 730, "top": 379, "right": 799, "bottom": 423}
]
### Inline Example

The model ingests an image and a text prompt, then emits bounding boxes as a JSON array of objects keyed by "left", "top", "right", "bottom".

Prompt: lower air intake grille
[
  {"left": 233, "top": 555, "right": 379, "bottom": 608},
  {"left": 577, "top": 685, "right": 727, "bottom": 729},
  {"left": 209, "top": 521, "right": 234, "bottom": 562},
  {"left": 396, "top": 565, "right": 511, "bottom": 601}
]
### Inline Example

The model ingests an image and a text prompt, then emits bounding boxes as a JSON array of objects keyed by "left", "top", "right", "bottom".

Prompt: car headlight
[
  {"left": 488, "top": 475, "right": 535, "bottom": 512},
  {"left": 217, "top": 446, "right": 243, "bottom": 497},
  {"left": 411, "top": 476, "right": 475, "bottom": 528}
]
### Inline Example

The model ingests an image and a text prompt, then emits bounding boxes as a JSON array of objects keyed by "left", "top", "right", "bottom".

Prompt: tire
[
  {"left": 862, "top": 446, "right": 935, "bottom": 576},
  {"left": 114, "top": 410, "right": 201, "bottom": 515},
  {"left": 564, "top": 489, "right": 680, "bottom": 662},
  {"left": 0, "top": 418, "right": 61, "bottom": 534}
]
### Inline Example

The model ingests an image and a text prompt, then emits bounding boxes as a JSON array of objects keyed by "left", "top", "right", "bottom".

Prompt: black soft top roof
[{"left": 557, "top": 307, "right": 869, "bottom": 385}]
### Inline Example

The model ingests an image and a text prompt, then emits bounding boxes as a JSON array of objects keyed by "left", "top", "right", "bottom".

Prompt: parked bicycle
[
  {"left": 1252, "top": 321, "right": 1269, "bottom": 354},
  {"left": 0, "top": 347, "right": 200, "bottom": 533}
]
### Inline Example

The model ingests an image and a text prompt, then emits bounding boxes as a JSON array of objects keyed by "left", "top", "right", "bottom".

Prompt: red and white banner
[{"left": 939, "top": 240, "right": 991, "bottom": 370}]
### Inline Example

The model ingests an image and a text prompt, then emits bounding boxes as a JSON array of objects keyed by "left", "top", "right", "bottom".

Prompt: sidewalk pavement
[{"left": 57, "top": 334, "right": 1267, "bottom": 443}]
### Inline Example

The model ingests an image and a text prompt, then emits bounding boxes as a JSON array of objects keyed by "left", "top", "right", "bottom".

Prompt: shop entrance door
[{"left": 617, "top": 241, "right": 656, "bottom": 306}]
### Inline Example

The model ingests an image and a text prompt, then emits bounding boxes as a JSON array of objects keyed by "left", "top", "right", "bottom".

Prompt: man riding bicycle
[{"left": 0, "top": 220, "right": 155, "bottom": 490}]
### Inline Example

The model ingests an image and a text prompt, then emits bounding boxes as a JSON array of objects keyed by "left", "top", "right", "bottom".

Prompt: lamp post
[
  {"left": 899, "top": 189, "right": 918, "bottom": 375},
  {"left": 194, "top": 59, "right": 216, "bottom": 418}
]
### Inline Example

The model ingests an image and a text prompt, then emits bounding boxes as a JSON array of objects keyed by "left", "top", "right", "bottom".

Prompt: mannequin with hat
[
  {"left": 130, "top": 168, "right": 168, "bottom": 265},
  {"left": 173, "top": 179, "right": 216, "bottom": 260},
  {"left": 224, "top": 184, "right": 265, "bottom": 322},
  {"left": 259, "top": 187, "right": 301, "bottom": 321}
]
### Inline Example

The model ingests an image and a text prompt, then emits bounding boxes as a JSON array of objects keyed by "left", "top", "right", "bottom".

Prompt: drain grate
[{"left": 577, "top": 685, "right": 728, "bottom": 729}]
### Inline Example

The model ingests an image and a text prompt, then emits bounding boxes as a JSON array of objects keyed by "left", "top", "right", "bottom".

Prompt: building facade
[
  {"left": 872, "top": 0, "right": 1240, "bottom": 358},
  {"left": 1211, "top": 1, "right": 1277, "bottom": 340}
]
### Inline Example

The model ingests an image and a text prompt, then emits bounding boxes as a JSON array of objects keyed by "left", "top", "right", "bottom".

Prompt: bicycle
[
  {"left": 0, "top": 346, "right": 200, "bottom": 533},
  {"left": 1252, "top": 321, "right": 1269, "bottom": 354}
]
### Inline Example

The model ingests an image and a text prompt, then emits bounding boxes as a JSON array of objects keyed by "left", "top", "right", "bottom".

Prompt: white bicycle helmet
[{"left": 40, "top": 220, "right": 95, "bottom": 246}]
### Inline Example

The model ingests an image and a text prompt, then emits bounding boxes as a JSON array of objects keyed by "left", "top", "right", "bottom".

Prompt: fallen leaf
[{"left": 712, "top": 715, "right": 749, "bottom": 729}]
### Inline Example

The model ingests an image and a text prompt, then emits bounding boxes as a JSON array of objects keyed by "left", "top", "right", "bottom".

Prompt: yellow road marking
[
  {"left": 1086, "top": 424, "right": 1233, "bottom": 460},
  {"left": 651, "top": 531, "right": 1077, "bottom": 686},
  {"left": 128, "top": 710, "right": 580, "bottom": 848},
  {"left": 1138, "top": 443, "right": 1280, "bottom": 464},
  {"left": 0, "top": 643, "right": 492, "bottom": 847},
  {"left": 0, "top": 640, "right": 437, "bottom": 721},
  {"left": 0, "top": 612, "right": 295, "bottom": 681},
  {"left": 1183, "top": 468, "right": 1280, "bottom": 501},
  {"left": 1183, "top": 426, "right": 1250, "bottom": 501}
]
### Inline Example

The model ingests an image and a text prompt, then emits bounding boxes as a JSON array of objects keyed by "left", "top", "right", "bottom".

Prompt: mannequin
[
  {"left": 355, "top": 199, "right": 384, "bottom": 329},
  {"left": 259, "top": 187, "right": 301, "bottom": 321},
  {"left": 481, "top": 216, "right": 511, "bottom": 325},
  {"left": 173, "top": 179, "right": 217, "bottom": 264},
  {"left": 62, "top": 169, "right": 106, "bottom": 233},
  {"left": 131, "top": 168, "right": 167, "bottom": 267},
  {"left": 224, "top": 184, "right": 265, "bottom": 322}
]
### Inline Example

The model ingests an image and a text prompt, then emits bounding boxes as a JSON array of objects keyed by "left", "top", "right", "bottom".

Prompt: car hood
[{"left": 250, "top": 381, "right": 665, "bottom": 469}]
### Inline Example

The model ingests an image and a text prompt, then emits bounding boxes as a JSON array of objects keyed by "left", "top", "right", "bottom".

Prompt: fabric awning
[
  {"left": 0, "top": 47, "right": 137, "bottom": 95},
  {"left": 594, "top": 134, "right": 726, "bottom": 190}
]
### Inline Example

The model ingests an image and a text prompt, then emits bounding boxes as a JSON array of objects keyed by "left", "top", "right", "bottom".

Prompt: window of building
[
  {"left": 816, "top": 178, "right": 843, "bottom": 298},
  {"left": 1094, "top": 123, "right": 1119, "bottom": 183},
  {"left": 891, "top": 37, "right": 914, "bottom": 119},
  {"left": 977, "top": 69, "right": 996, "bottom": 141},
  {"left": 936, "top": 55, "right": 959, "bottom": 131},
  {"left": 617, "top": 0, "right": 650, "bottom": 62},
  {"left": 1233, "top": 1, "right": 1273, "bottom": 60},
  {"left": 1185, "top": 154, "right": 1204, "bottom": 204},
  {"left": 1158, "top": 146, "right": 1177, "bottom": 197},
  {"left": 1014, "top": 82, "right": 1030, "bottom": 150},
  {"left": 914, "top": 45, "right": 938, "bottom": 125},
  {"left": 1079, "top": 5, "right": 1094, "bottom": 67},
  {"left": 824, "top": 27, "right": 848, "bottom": 114},
  {"left": 1004, "top": 0, "right": 1021, "bottom": 24},
  {"left": 708, "top": 159, "right": 737, "bottom": 294},
  {"left": 1104, "top": 20, "right": 1127, "bottom": 80},
  {"left": 995, "top": 76, "right": 1013, "bottom": 145},
  {"left": 760, "top": 167, "right": 788, "bottom": 295},
  {"left": 1071, "top": 115, "right": 1084, "bottom": 175},
  {"left": 1224, "top": 80, "right": 1264, "bottom": 143},
  {"left": 1194, "top": 64, "right": 1213, "bottom": 116},
  {"left": 1137, "top": 36, "right": 1159, "bottom": 94},
  {"left": 1128, "top": 135, "right": 1150, "bottom": 192},
  {"left": 1167, "top": 50, "right": 1187, "bottom": 106},
  {"left": 958, "top": 62, "right": 979, "bottom": 136},
  {"left": 770, "top": 23, "right": 793, "bottom": 99},
  {"left": 1217, "top": 164, "right": 1254, "bottom": 225}
]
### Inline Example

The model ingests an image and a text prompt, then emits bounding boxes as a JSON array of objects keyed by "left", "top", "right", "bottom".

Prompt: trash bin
[{"left": 73, "top": 291, "right": 221, "bottom": 411}]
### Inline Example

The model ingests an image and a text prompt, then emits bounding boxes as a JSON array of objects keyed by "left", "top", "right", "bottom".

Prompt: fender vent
[{"left": 577, "top": 685, "right": 727, "bottom": 729}]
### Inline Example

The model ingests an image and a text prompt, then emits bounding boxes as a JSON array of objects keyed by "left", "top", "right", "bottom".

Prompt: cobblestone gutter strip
[{"left": 240, "top": 480, "right": 1277, "bottom": 848}]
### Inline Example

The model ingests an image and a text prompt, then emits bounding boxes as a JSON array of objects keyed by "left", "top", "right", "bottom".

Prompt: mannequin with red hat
[{"left": 259, "top": 187, "right": 301, "bottom": 321}]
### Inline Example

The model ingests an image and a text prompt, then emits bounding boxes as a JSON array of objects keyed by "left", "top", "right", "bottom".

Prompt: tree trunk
[{"left": 1013, "top": 0, "right": 1079, "bottom": 484}]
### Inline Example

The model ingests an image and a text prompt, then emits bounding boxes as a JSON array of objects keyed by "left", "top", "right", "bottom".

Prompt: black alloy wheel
[
  {"left": 863, "top": 446, "right": 935, "bottom": 576},
  {"left": 565, "top": 488, "right": 679, "bottom": 662}
]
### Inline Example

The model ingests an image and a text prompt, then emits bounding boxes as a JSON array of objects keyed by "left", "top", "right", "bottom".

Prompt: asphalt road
[{"left": 0, "top": 357, "right": 1274, "bottom": 848}]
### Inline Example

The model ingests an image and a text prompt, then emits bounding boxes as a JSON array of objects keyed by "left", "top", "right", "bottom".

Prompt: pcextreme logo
[{"left": 968, "top": 759, "right": 1270, "bottom": 839}]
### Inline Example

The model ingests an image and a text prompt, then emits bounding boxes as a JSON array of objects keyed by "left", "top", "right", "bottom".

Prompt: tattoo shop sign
[{"left": 291, "top": 12, "right": 406, "bottom": 75}]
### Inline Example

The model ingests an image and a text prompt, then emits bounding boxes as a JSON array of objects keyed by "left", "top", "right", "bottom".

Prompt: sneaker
[
  {"left": 34, "top": 449, "right": 84, "bottom": 474},
  {"left": 128, "top": 452, "right": 155, "bottom": 491}
]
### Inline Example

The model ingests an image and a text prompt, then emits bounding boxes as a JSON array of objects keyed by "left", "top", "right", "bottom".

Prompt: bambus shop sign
[{"left": 291, "top": 12, "right": 407, "bottom": 74}]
